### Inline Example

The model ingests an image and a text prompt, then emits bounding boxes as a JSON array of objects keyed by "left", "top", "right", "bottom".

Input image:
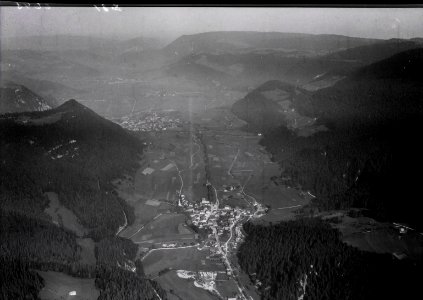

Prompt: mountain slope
[
  {"left": 308, "top": 48, "right": 423, "bottom": 125},
  {"left": 258, "top": 49, "right": 423, "bottom": 229},
  {"left": 0, "top": 99, "right": 166, "bottom": 298},
  {"left": 0, "top": 99, "right": 143, "bottom": 238},
  {"left": 323, "top": 39, "right": 421, "bottom": 64},
  {"left": 231, "top": 80, "right": 315, "bottom": 132},
  {"left": 0, "top": 81, "right": 53, "bottom": 113}
]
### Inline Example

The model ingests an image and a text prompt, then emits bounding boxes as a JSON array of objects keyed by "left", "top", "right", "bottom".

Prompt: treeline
[
  {"left": 95, "top": 266, "right": 165, "bottom": 300},
  {"left": 95, "top": 236, "right": 138, "bottom": 267},
  {"left": 237, "top": 219, "right": 422, "bottom": 300},
  {"left": 94, "top": 237, "right": 167, "bottom": 300}
]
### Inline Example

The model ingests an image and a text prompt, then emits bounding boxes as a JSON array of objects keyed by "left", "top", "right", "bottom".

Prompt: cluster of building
[
  {"left": 116, "top": 112, "right": 183, "bottom": 131},
  {"left": 178, "top": 190, "right": 259, "bottom": 258}
]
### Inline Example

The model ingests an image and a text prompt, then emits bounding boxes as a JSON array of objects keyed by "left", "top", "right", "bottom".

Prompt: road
[
  {"left": 228, "top": 148, "right": 240, "bottom": 177},
  {"left": 116, "top": 210, "right": 128, "bottom": 236},
  {"left": 141, "top": 244, "right": 201, "bottom": 261},
  {"left": 127, "top": 213, "right": 163, "bottom": 239}
]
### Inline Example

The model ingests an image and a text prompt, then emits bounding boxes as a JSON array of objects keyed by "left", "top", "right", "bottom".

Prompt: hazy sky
[{"left": 2, "top": 6, "right": 423, "bottom": 42}]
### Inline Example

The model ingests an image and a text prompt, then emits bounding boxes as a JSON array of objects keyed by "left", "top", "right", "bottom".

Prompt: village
[{"left": 116, "top": 111, "right": 185, "bottom": 132}]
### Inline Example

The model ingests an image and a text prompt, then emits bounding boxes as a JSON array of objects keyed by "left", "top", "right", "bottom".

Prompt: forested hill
[
  {"left": 259, "top": 49, "right": 423, "bottom": 229},
  {"left": 0, "top": 99, "right": 143, "bottom": 238},
  {"left": 304, "top": 48, "right": 423, "bottom": 126},
  {"left": 231, "top": 80, "right": 311, "bottom": 131},
  {"left": 0, "top": 99, "right": 166, "bottom": 299}
]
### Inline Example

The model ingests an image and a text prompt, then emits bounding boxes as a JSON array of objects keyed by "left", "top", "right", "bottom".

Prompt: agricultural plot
[
  {"left": 131, "top": 213, "right": 194, "bottom": 242},
  {"left": 156, "top": 270, "right": 219, "bottom": 300},
  {"left": 37, "top": 271, "right": 99, "bottom": 300},
  {"left": 215, "top": 277, "right": 240, "bottom": 299},
  {"left": 143, "top": 247, "right": 225, "bottom": 275}
]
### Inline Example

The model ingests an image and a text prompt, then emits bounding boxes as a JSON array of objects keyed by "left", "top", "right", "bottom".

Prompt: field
[
  {"left": 131, "top": 213, "right": 196, "bottom": 243},
  {"left": 197, "top": 109, "right": 311, "bottom": 222},
  {"left": 215, "top": 278, "right": 239, "bottom": 299},
  {"left": 44, "top": 192, "right": 87, "bottom": 237},
  {"left": 37, "top": 271, "right": 99, "bottom": 300},
  {"left": 117, "top": 128, "right": 209, "bottom": 240},
  {"left": 156, "top": 270, "right": 219, "bottom": 300},
  {"left": 115, "top": 107, "right": 313, "bottom": 299},
  {"left": 143, "top": 247, "right": 225, "bottom": 275}
]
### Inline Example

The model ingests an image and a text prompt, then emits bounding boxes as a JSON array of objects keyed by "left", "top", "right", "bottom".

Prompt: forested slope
[
  {"left": 0, "top": 100, "right": 164, "bottom": 299},
  {"left": 238, "top": 219, "right": 421, "bottom": 300},
  {"left": 260, "top": 48, "right": 423, "bottom": 229}
]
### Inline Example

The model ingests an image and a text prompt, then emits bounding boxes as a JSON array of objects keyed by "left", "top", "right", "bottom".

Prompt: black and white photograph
[{"left": 1, "top": 4, "right": 422, "bottom": 300}]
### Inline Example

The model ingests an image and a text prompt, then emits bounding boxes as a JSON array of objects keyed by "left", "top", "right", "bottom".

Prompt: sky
[{"left": 1, "top": 6, "right": 423, "bottom": 42}]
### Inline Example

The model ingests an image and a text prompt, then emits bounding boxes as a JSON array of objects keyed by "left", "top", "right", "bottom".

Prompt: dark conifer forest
[
  {"left": 0, "top": 100, "right": 162, "bottom": 299},
  {"left": 260, "top": 49, "right": 423, "bottom": 229},
  {"left": 238, "top": 219, "right": 422, "bottom": 300}
]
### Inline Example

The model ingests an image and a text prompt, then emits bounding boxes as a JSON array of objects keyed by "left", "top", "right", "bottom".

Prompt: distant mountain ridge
[{"left": 164, "top": 31, "right": 382, "bottom": 57}]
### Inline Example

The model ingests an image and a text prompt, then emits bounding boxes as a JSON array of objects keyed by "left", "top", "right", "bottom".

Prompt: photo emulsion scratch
[{"left": 1, "top": 4, "right": 422, "bottom": 300}]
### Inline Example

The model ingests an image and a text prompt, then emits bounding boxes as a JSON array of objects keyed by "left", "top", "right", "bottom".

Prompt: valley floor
[{"left": 113, "top": 107, "right": 312, "bottom": 300}]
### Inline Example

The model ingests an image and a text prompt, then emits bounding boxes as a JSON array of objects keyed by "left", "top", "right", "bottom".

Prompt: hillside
[
  {"left": 231, "top": 80, "right": 318, "bottom": 133},
  {"left": 164, "top": 31, "right": 380, "bottom": 58},
  {"left": 307, "top": 48, "right": 423, "bottom": 125},
  {"left": 323, "top": 39, "right": 421, "bottom": 64},
  {"left": 0, "top": 99, "right": 166, "bottom": 299},
  {"left": 0, "top": 99, "right": 143, "bottom": 238},
  {"left": 0, "top": 81, "right": 54, "bottom": 113},
  {"left": 238, "top": 219, "right": 421, "bottom": 300},
  {"left": 258, "top": 49, "right": 423, "bottom": 229}
]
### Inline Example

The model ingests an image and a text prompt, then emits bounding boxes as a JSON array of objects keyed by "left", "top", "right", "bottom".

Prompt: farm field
[
  {"left": 131, "top": 213, "right": 195, "bottom": 242},
  {"left": 215, "top": 278, "right": 239, "bottom": 299},
  {"left": 143, "top": 247, "right": 225, "bottom": 275},
  {"left": 156, "top": 270, "right": 219, "bottom": 300},
  {"left": 37, "top": 271, "right": 99, "bottom": 300}
]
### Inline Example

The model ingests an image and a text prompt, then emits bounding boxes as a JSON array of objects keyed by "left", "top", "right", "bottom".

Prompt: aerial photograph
[{"left": 1, "top": 4, "right": 422, "bottom": 300}]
